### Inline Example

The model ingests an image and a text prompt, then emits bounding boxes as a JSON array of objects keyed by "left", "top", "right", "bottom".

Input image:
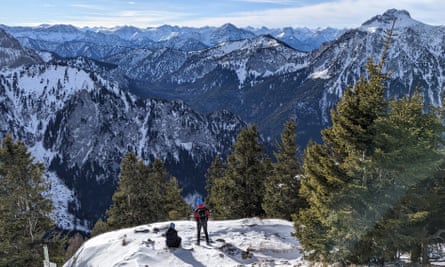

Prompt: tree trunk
[{"left": 421, "top": 239, "right": 429, "bottom": 265}]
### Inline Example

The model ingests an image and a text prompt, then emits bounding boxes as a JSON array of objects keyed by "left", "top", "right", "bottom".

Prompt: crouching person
[{"left": 166, "top": 222, "right": 181, "bottom": 248}]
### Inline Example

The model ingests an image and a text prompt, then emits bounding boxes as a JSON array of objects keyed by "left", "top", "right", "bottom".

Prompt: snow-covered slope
[
  {"left": 63, "top": 217, "right": 445, "bottom": 266},
  {"left": 166, "top": 35, "right": 308, "bottom": 86},
  {"left": 63, "top": 218, "right": 304, "bottom": 267},
  {"left": 0, "top": 46, "right": 245, "bottom": 232}
]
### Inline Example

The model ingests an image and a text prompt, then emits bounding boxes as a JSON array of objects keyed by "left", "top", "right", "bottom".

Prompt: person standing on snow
[
  {"left": 194, "top": 198, "right": 210, "bottom": 245},
  {"left": 165, "top": 222, "right": 182, "bottom": 248}
]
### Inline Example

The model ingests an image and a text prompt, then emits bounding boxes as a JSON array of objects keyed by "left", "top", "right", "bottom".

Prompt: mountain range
[{"left": 1, "top": 9, "right": 444, "bottom": 231}]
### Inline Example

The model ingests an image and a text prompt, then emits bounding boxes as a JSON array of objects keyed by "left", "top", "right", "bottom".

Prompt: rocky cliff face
[{"left": 0, "top": 28, "right": 42, "bottom": 68}]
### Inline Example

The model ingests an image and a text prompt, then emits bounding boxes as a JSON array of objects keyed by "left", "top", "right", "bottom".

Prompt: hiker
[
  {"left": 165, "top": 222, "right": 181, "bottom": 248},
  {"left": 193, "top": 198, "right": 210, "bottom": 245}
]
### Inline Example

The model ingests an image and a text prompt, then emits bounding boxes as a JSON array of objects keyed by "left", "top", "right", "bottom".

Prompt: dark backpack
[{"left": 197, "top": 208, "right": 207, "bottom": 222}]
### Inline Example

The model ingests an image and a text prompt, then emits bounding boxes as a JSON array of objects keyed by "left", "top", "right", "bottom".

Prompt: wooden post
[
  {"left": 43, "top": 244, "right": 57, "bottom": 267},
  {"left": 43, "top": 244, "right": 49, "bottom": 267}
]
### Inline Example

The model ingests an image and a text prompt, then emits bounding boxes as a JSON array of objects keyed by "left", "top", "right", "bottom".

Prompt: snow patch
[{"left": 310, "top": 69, "right": 330, "bottom": 80}]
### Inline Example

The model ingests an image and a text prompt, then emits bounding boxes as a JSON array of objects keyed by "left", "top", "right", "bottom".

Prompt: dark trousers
[
  {"left": 166, "top": 236, "right": 181, "bottom": 248},
  {"left": 197, "top": 221, "right": 209, "bottom": 244}
]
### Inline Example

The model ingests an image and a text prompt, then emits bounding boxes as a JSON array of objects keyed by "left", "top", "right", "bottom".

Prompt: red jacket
[{"left": 194, "top": 204, "right": 210, "bottom": 221}]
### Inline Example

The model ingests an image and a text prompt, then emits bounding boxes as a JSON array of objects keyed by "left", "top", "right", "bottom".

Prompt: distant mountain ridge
[{"left": 0, "top": 22, "right": 346, "bottom": 54}]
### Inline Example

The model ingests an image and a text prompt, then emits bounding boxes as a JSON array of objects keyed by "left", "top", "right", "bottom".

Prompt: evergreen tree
[
  {"left": 263, "top": 120, "right": 306, "bottom": 220},
  {"left": 205, "top": 155, "right": 225, "bottom": 212},
  {"left": 91, "top": 218, "right": 109, "bottom": 237},
  {"left": 148, "top": 158, "right": 170, "bottom": 221},
  {"left": 103, "top": 154, "right": 189, "bottom": 230},
  {"left": 364, "top": 93, "right": 445, "bottom": 264},
  {"left": 106, "top": 152, "right": 161, "bottom": 229},
  {"left": 421, "top": 164, "right": 445, "bottom": 262},
  {"left": 163, "top": 176, "right": 190, "bottom": 220},
  {"left": 0, "top": 135, "right": 57, "bottom": 266},
  {"left": 209, "top": 125, "right": 269, "bottom": 219},
  {"left": 295, "top": 58, "right": 389, "bottom": 263}
]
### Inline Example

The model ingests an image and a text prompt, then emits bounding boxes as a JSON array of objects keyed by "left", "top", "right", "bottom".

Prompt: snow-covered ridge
[
  {"left": 1, "top": 64, "right": 120, "bottom": 115},
  {"left": 63, "top": 218, "right": 304, "bottom": 267},
  {"left": 174, "top": 35, "right": 309, "bottom": 86},
  {"left": 1, "top": 22, "right": 345, "bottom": 53}
]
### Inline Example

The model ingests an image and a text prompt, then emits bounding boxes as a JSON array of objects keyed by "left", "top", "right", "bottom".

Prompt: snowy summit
[{"left": 63, "top": 218, "right": 304, "bottom": 267}]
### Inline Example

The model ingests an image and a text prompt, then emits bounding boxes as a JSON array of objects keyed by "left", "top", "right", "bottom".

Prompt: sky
[{"left": 1, "top": 0, "right": 444, "bottom": 29}]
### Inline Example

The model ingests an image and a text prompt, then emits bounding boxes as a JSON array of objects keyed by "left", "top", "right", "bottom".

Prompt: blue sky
[{"left": 1, "top": 0, "right": 444, "bottom": 29}]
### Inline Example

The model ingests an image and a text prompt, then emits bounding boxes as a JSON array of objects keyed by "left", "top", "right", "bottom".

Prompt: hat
[
  {"left": 169, "top": 222, "right": 175, "bottom": 229},
  {"left": 197, "top": 198, "right": 203, "bottom": 206}
]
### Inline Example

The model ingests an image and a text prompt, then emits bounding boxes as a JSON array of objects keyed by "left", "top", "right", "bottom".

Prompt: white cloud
[
  {"left": 175, "top": 0, "right": 445, "bottom": 28},
  {"left": 70, "top": 3, "right": 105, "bottom": 10},
  {"left": 6, "top": 0, "right": 445, "bottom": 28}
]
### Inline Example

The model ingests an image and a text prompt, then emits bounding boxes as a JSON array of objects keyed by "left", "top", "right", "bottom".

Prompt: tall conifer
[
  {"left": 104, "top": 154, "right": 189, "bottom": 229},
  {"left": 163, "top": 176, "right": 190, "bottom": 220},
  {"left": 205, "top": 155, "right": 226, "bottom": 214},
  {"left": 208, "top": 125, "right": 268, "bottom": 219},
  {"left": 106, "top": 152, "right": 154, "bottom": 228},
  {"left": 296, "top": 58, "right": 388, "bottom": 263},
  {"left": 263, "top": 120, "right": 305, "bottom": 220},
  {"left": 365, "top": 93, "right": 445, "bottom": 263},
  {"left": 0, "top": 135, "right": 57, "bottom": 266}
]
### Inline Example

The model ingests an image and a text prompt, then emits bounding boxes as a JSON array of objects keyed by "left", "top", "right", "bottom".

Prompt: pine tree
[
  {"left": 164, "top": 176, "right": 190, "bottom": 220},
  {"left": 91, "top": 218, "right": 109, "bottom": 237},
  {"left": 0, "top": 135, "right": 57, "bottom": 266},
  {"left": 106, "top": 152, "right": 160, "bottom": 229},
  {"left": 148, "top": 158, "right": 169, "bottom": 221},
  {"left": 205, "top": 155, "right": 225, "bottom": 213},
  {"left": 263, "top": 120, "right": 306, "bottom": 220},
  {"left": 103, "top": 154, "right": 189, "bottom": 230},
  {"left": 364, "top": 92, "right": 445, "bottom": 264},
  {"left": 296, "top": 58, "right": 389, "bottom": 263},
  {"left": 208, "top": 125, "right": 269, "bottom": 219}
]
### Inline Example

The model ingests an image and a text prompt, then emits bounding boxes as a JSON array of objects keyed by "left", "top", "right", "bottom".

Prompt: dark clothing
[
  {"left": 166, "top": 227, "right": 181, "bottom": 248},
  {"left": 194, "top": 205, "right": 210, "bottom": 245},
  {"left": 197, "top": 220, "right": 209, "bottom": 245},
  {"left": 194, "top": 205, "right": 210, "bottom": 222}
]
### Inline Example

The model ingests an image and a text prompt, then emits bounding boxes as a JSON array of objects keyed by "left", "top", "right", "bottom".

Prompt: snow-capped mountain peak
[{"left": 361, "top": 9, "right": 422, "bottom": 31}]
